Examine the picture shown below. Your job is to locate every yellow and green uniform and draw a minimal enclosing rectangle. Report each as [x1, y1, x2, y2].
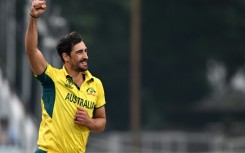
[35, 64, 106, 153]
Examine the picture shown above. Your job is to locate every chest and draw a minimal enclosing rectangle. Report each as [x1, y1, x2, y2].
[55, 77, 98, 111]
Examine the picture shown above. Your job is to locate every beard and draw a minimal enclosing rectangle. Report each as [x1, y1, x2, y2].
[76, 59, 88, 72]
[77, 66, 88, 72]
[69, 57, 88, 72]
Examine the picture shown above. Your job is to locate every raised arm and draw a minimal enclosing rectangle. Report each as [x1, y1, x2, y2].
[25, 0, 47, 75]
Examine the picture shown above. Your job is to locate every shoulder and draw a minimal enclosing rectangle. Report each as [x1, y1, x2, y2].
[35, 63, 63, 82]
[91, 76, 104, 87]
[45, 64, 61, 74]
[85, 70, 103, 85]
[92, 76, 102, 83]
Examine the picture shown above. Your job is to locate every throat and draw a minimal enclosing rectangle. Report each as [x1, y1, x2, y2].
[73, 74, 85, 88]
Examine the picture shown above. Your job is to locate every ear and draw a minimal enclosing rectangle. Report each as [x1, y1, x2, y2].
[62, 53, 69, 62]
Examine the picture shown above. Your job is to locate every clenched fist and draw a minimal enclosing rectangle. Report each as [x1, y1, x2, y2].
[30, 0, 46, 18]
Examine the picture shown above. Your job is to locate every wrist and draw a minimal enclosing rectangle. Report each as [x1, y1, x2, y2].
[29, 13, 39, 18]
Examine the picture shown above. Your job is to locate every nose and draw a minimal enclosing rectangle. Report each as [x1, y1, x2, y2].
[82, 52, 88, 59]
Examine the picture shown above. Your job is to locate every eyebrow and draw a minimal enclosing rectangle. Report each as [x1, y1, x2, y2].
[76, 48, 87, 52]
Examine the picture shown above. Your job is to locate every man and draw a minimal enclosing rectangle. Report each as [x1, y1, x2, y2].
[25, 0, 106, 153]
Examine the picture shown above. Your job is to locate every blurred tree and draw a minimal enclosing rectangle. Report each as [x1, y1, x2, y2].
[141, 0, 245, 129]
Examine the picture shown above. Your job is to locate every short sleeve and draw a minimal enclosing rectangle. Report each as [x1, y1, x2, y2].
[35, 64, 56, 85]
[95, 79, 106, 108]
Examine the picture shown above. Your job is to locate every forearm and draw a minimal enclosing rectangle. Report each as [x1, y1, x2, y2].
[25, 0, 46, 55]
[25, 16, 39, 56]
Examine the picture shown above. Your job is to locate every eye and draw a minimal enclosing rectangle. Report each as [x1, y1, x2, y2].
[76, 49, 87, 54]
[76, 50, 83, 54]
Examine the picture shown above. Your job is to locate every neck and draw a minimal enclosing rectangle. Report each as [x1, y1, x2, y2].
[64, 65, 85, 86]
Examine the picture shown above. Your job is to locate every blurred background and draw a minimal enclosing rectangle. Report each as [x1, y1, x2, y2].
[1, 0, 245, 153]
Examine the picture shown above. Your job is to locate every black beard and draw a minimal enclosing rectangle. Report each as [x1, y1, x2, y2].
[74, 66, 88, 72]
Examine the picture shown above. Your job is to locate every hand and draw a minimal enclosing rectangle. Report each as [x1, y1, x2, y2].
[74, 107, 93, 129]
[30, 0, 47, 18]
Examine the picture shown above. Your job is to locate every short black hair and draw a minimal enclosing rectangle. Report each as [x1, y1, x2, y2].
[56, 31, 83, 62]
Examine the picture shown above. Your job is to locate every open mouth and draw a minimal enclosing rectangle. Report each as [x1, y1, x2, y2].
[80, 61, 87, 66]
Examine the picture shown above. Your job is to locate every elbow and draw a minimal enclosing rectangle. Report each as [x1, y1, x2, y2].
[25, 45, 32, 56]
[100, 119, 106, 132]
[91, 119, 106, 133]
[25, 48, 31, 55]
[96, 122, 106, 133]
[98, 124, 106, 132]
[95, 126, 106, 133]
[25, 40, 38, 56]
[25, 47, 37, 57]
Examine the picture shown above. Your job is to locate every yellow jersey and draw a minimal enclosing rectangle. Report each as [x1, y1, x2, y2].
[35, 64, 106, 153]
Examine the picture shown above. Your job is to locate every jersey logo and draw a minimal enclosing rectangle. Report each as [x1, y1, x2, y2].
[86, 87, 96, 96]
[65, 77, 74, 89]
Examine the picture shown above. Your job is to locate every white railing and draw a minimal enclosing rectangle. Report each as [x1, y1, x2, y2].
[86, 132, 245, 153]
[0, 69, 38, 153]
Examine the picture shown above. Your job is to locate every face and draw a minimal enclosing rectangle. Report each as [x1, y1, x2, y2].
[67, 41, 88, 72]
